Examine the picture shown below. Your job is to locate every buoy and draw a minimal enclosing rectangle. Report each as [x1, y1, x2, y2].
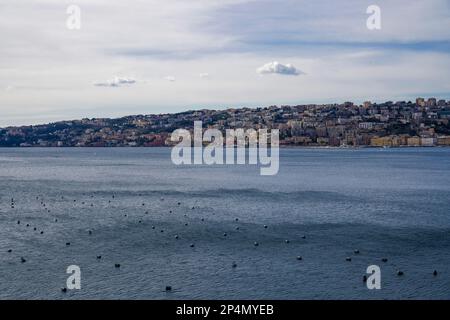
[296, 256, 302, 261]
[61, 287, 67, 293]
[190, 243, 195, 248]
[354, 250, 360, 254]
[346, 257, 352, 262]
[115, 264, 121, 268]
[433, 270, 438, 276]
[165, 286, 172, 291]
[21, 257, 26, 263]
[7, 249, 12, 253]
[66, 242, 71, 246]
[285, 240, 290, 244]
[232, 262, 237, 268]
[254, 242, 259, 247]
[97, 256, 102, 259]
[363, 275, 367, 282]
[381, 258, 388, 262]
[397, 270, 404, 276]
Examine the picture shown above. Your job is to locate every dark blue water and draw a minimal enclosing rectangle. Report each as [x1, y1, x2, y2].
[0, 147, 449, 299]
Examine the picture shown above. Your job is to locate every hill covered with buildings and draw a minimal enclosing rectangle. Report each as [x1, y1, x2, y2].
[1, 98, 450, 147]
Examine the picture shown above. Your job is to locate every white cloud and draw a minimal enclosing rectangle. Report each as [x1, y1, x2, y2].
[257, 61, 302, 76]
[199, 73, 210, 78]
[94, 76, 136, 87]
[165, 76, 176, 82]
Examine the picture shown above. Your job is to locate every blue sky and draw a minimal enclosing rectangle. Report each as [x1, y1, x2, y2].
[1, 0, 450, 126]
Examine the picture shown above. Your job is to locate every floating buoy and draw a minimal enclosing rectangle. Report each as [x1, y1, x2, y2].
[61, 287, 67, 293]
[232, 262, 237, 268]
[296, 256, 303, 261]
[397, 270, 404, 276]
[21, 257, 26, 263]
[354, 250, 360, 254]
[254, 242, 259, 247]
[165, 286, 172, 291]
[346, 257, 352, 262]
[433, 270, 438, 276]
[115, 264, 121, 268]
[381, 258, 388, 263]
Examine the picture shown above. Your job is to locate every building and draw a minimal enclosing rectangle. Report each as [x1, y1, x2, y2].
[407, 137, 421, 146]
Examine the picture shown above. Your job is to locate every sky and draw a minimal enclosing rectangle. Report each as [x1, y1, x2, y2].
[1, 0, 450, 126]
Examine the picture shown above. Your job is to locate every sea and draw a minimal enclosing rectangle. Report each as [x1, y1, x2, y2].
[0, 147, 449, 299]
